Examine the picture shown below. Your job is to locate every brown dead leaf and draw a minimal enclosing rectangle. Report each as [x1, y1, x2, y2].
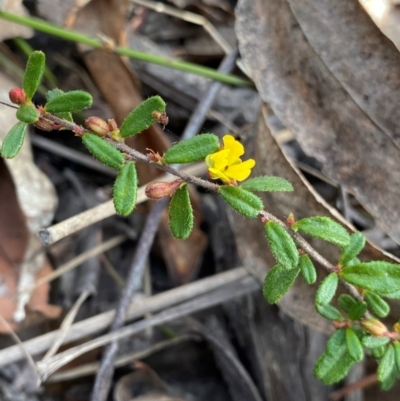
[235, 0, 400, 244]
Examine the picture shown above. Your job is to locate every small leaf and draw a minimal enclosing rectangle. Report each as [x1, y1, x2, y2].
[113, 162, 138, 216]
[16, 105, 39, 123]
[372, 345, 387, 359]
[219, 186, 263, 218]
[169, 184, 194, 240]
[46, 89, 73, 121]
[314, 329, 355, 385]
[394, 342, 400, 372]
[362, 335, 390, 349]
[365, 292, 390, 318]
[316, 273, 338, 305]
[120, 96, 166, 138]
[163, 134, 220, 164]
[292, 216, 350, 248]
[338, 294, 357, 313]
[265, 221, 299, 270]
[45, 90, 93, 113]
[348, 301, 367, 321]
[23, 51, 45, 99]
[82, 133, 125, 170]
[263, 264, 300, 304]
[299, 254, 317, 284]
[380, 367, 397, 391]
[341, 262, 400, 295]
[346, 328, 364, 362]
[378, 345, 396, 385]
[339, 232, 366, 266]
[316, 304, 343, 321]
[1, 122, 28, 159]
[240, 176, 293, 192]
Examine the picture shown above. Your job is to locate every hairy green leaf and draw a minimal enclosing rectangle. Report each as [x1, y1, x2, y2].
[219, 186, 263, 218]
[265, 221, 299, 270]
[82, 133, 124, 170]
[316, 273, 338, 305]
[45, 90, 93, 113]
[315, 304, 343, 321]
[341, 262, 400, 295]
[240, 176, 293, 192]
[346, 328, 364, 362]
[263, 264, 300, 304]
[365, 292, 390, 318]
[16, 105, 39, 124]
[338, 294, 357, 313]
[339, 232, 366, 266]
[292, 216, 350, 248]
[113, 162, 138, 216]
[46, 89, 73, 121]
[299, 254, 317, 284]
[372, 345, 387, 359]
[0, 122, 28, 159]
[314, 329, 355, 385]
[163, 134, 220, 164]
[378, 345, 396, 385]
[169, 184, 194, 240]
[362, 336, 390, 349]
[23, 51, 45, 99]
[120, 96, 166, 138]
[394, 342, 400, 372]
[348, 301, 367, 321]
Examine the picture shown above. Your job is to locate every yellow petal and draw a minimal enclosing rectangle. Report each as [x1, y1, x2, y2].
[225, 159, 256, 181]
[208, 167, 231, 183]
[209, 149, 229, 170]
[205, 154, 213, 168]
[223, 135, 244, 164]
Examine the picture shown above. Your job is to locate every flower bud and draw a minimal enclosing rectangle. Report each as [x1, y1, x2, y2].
[393, 322, 400, 332]
[145, 180, 182, 200]
[85, 117, 109, 137]
[9, 88, 27, 105]
[361, 318, 388, 337]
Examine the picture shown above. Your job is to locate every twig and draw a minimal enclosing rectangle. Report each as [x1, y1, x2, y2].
[38, 163, 207, 246]
[90, 200, 167, 401]
[46, 334, 201, 382]
[42, 289, 92, 361]
[329, 373, 377, 401]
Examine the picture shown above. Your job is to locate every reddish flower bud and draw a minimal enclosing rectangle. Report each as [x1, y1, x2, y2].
[361, 318, 388, 337]
[145, 180, 182, 200]
[287, 213, 295, 227]
[9, 88, 27, 105]
[85, 117, 109, 137]
[107, 119, 118, 131]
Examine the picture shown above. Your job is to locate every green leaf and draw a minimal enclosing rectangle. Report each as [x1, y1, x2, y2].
[46, 89, 73, 121]
[240, 176, 293, 192]
[316, 304, 343, 321]
[299, 254, 317, 284]
[339, 232, 366, 266]
[362, 335, 390, 349]
[348, 301, 367, 321]
[341, 262, 400, 295]
[0, 122, 28, 159]
[23, 50, 45, 99]
[378, 345, 396, 385]
[394, 342, 400, 372]
[380, 367, 397, 391]
[219, 186, 263, 218]
[263, 264, 300, 304]
[45, 90, 93, 113]
[168, 184, 194, 240]
[16, 105, 39, 123]
[346, 328, 364, 362]
[292, 216, 350, 248]
[338, 294, 357, 313]
[113, 162, 138, 216]
[314, 329, 355, 385]
[372, 345, 387, 359]
[120, 96, 166, 138]
[365, 292, 390, 318]
[265, 221, 299, 270]
[316, 273, 338, 305]
[163, 134, 220, 164]
[82, 133, 125, 170]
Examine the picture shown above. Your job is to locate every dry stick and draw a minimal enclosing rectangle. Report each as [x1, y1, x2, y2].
[328, 373, 377, 401]
[90, 48, 240, 401]
[46, 334, 201, 382]
[37, 273, 259, 381]
[90, 199, 167, 401]
[38, 163, 207, 246]
[0, 267, 250, 368]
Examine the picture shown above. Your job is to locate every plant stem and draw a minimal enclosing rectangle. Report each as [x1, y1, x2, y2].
[0, 12, 253, 87]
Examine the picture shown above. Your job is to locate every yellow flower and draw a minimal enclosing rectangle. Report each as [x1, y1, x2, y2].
[205, 135, 256, 185]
